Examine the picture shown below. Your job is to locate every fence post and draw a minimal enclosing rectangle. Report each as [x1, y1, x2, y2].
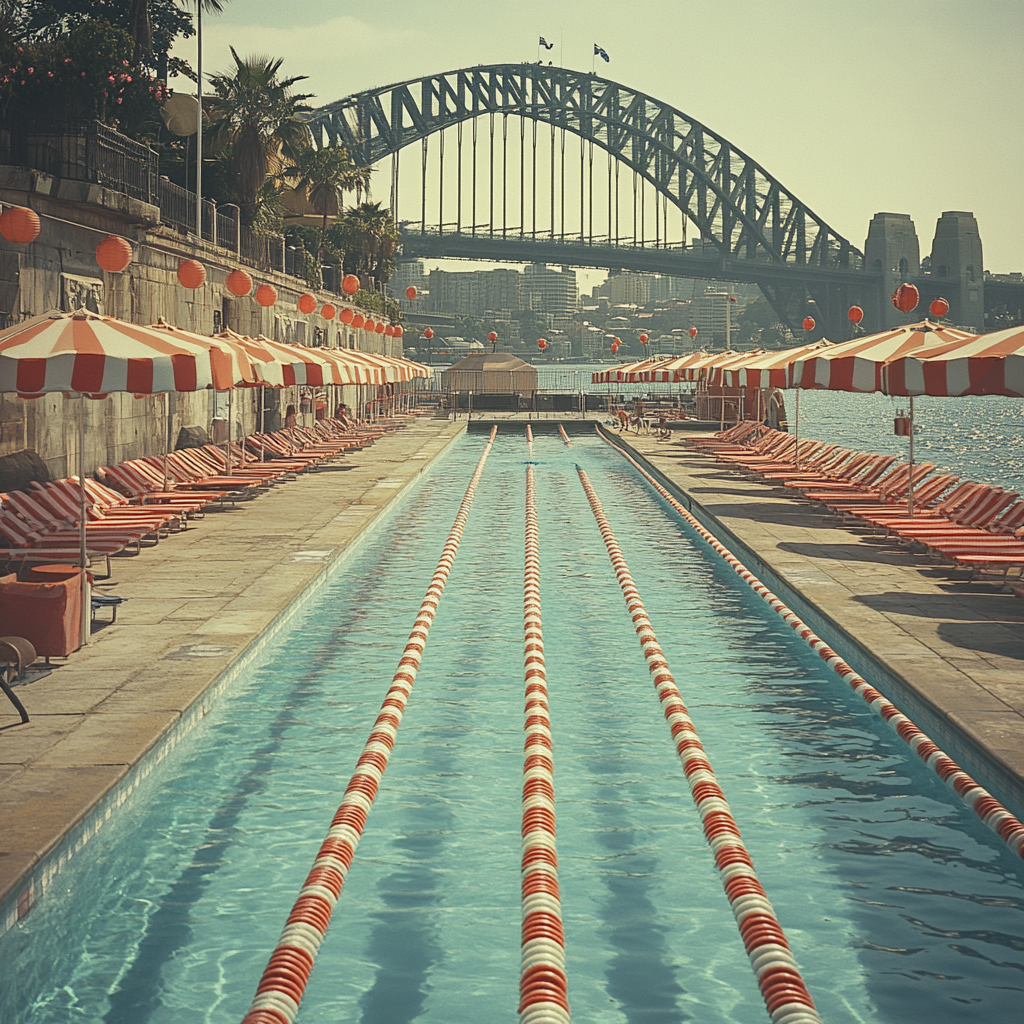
[223, 204, 241, 254]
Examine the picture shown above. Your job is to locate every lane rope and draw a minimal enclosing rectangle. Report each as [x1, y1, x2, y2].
[597, 427, 1024, 860]
[520, 464, 571, 1024]
[576, 466, 822, 1024]
[240, 426, 499, 1024]
[558, 424, 571, 446]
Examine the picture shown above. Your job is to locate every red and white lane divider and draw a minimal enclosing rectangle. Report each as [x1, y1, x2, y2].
[527, 424, 534, 457]
[520, 464, 570, 1024]
[577, 466, 822, 1024]
[558, 424, 571, 446]
[598, 428, 1024, 860]
[240, 426, 499, 1024]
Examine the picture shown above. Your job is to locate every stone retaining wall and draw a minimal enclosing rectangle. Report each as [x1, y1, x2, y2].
[0, 166, 403, 477]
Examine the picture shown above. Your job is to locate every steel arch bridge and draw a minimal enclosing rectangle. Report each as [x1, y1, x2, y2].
[310, 64, 878, 337]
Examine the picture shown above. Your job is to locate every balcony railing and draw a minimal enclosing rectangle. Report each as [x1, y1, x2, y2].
[1, 120, 284, 274]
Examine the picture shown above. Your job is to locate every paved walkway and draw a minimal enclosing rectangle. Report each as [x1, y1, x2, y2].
[0, 417, 464, 917]
[617, 429, 1024, 815]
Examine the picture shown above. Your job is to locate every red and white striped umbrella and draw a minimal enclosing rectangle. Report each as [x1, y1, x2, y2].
[640, 351, 708, 382]
[676, 350, 741, 383]
[789, 320, 973, 393]
[706, 350, 767, 386]
[722, 341, 833, 389]
[882, 326, 1023, 397]
[0, 309, 258, 394]
[591, 359, 654, 384]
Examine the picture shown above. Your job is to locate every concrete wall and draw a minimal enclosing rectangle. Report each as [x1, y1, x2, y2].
[0, 167, 403, 478]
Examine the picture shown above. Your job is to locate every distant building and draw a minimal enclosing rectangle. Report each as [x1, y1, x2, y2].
[695, 288, 739, 347]
[428, 268, 520, 316]
[521, 263, 579, 319]
[604, 271, 650, 306]
[388, 262, 428, 312]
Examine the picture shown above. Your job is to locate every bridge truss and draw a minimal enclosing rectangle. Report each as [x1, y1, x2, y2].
[310, 65, 874, 336]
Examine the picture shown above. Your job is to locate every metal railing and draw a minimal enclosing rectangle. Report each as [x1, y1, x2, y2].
[2, 120, 284, 273]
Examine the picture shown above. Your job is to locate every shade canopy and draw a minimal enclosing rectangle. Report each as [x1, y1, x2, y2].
[788, 320, 974, 393]
[722, 341, 833, 389]
[592, 358, 664, 384]
[0, 309, 258, 395]
[881, 326, 1024, 397]
[639, 352, 708, 382]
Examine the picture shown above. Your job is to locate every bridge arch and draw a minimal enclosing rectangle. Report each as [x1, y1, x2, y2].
[309, 64, 863, 274]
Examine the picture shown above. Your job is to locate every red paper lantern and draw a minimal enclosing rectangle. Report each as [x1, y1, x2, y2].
[383, 324, 393, 337]
[847, 305, 864, 324]
[405, 286, 417, 300]
[892, 282, 919, 314]
[226, 269, 253, 296]
[394, 325, 403, 338]
[255, 283, 277, 307]
[364, 318, 375, 332]
[339, 306, 354, 325]
[95, 234, 133, 273]
[321, 303, 336, 321]
[352, 314, 365, 329]
[802, 316, 816, 332]
[176, 259, 206, 289]
[424, 328, 434, 339]
[488, 331, 497, 342]
[929, 297, 949, 318]
[297, 292, 317, 314]
[639, 333, 648, 344]
[689, 327, 698, 338]
[537, 338, 547, 349]
[0, 205, 41, 244]
[375, 321, 385, 334]
[342, 274, 360, 295]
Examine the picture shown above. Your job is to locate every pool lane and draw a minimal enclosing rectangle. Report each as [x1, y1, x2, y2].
[2, 430, 1023, 1024]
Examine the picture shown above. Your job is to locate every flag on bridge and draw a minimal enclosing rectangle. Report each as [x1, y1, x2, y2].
[539, 36, 554, 49]
[594, 43, 610, 62]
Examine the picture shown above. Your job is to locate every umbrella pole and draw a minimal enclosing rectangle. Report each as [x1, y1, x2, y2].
[163, 392, 170, 492]
[794, 389, 800, 470]
[908, 395, 915, 516]
[78, 396, 91, 648]
[226, 388, 233, 473]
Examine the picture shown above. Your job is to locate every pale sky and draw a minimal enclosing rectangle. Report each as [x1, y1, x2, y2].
[177, 0, 1023, 275]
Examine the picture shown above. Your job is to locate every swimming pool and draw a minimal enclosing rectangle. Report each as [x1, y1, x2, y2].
[2, 430, 1023, 1023]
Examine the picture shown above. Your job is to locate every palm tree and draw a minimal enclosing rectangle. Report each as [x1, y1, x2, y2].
[205, 47, 313, 226]
[282, 145, 370, 260]
[332, 201, 400, 288]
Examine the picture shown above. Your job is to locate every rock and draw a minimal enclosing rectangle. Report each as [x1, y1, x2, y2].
[175, 425, 212, 450]
[0, 449, 50, 493]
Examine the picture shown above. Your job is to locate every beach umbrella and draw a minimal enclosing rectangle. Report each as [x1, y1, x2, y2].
[787, 320, 975, 508]
[591, 358, 657, 384]
[621, 356, 670, 382]
[722, 341, 833, 390]
[0, 309, 260, 645]
[881, 325, 1024, 398]
[720, 341, 834, 427]
[640, 351, 708, 383]
[788, 320, 973, 393]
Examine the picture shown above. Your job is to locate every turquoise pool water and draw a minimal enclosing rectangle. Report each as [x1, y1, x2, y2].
[3, 431, 1023, 1024]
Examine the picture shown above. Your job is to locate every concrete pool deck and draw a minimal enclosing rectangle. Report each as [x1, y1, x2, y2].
[609, 427, 1024, 819]
[0, 416, 465, 922]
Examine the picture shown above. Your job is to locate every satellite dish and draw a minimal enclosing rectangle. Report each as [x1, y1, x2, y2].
[161, 93, 200, 136]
